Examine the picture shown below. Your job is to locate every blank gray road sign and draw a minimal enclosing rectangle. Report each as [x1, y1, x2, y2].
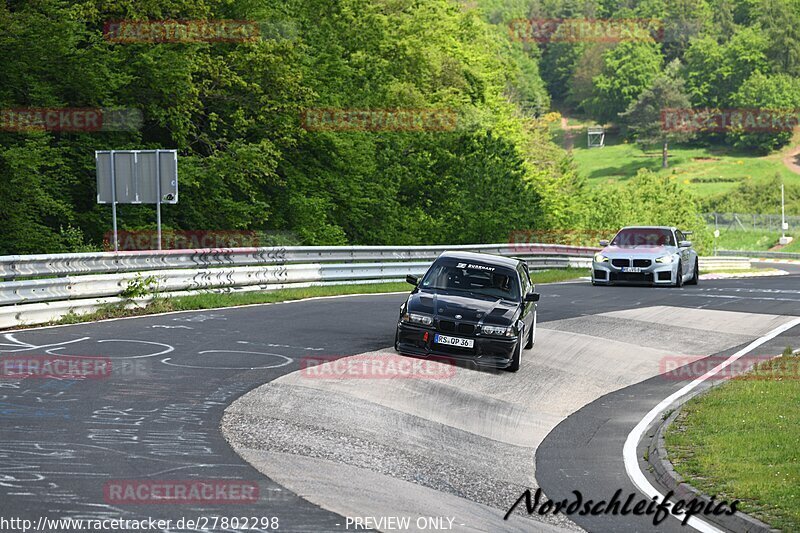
[96, 150, 178, 204]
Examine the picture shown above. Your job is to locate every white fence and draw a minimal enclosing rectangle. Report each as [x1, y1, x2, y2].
[0, 244, 754, 329]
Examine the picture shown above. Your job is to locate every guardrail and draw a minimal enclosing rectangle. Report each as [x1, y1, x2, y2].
[0, 244, 754, 329]
[0, 243, 596, 280]
[700, 257, 751, 271]
[718, 249, 800, 260]
[0, 244, 597, 329]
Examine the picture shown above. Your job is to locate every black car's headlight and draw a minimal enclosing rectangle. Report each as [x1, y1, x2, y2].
[402, 312, 433, 326]
[481, 324, 514, 337]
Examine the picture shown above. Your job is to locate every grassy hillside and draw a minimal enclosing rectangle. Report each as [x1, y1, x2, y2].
[568, 132, 799, 199]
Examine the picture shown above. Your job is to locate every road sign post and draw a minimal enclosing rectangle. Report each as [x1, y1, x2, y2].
[96, 150, 178, 251]
[109, 151, 118, 251]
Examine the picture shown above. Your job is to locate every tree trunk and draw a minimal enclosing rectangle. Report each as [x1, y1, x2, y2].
[662, 141, 669, 168]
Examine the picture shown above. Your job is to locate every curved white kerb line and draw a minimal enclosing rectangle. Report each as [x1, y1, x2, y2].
[623, 316, 800, 533]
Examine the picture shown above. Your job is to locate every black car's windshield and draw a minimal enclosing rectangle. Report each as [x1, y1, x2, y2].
[420, 259, 520, 301]
[611, 228, 675, 247]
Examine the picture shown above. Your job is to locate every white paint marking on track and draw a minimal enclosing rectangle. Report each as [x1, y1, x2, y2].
[623, 316, 800, 533]
[0, 334, 91, 353]
[45, 339, 175, 359]
[161, 350, 292, 370]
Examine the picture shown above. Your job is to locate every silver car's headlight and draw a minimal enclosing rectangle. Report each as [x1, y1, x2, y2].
[655, 255, 674, 264]
[481, 325, 514, 337]
[402, 312, 433, 326]
[594, 253, 609, 263]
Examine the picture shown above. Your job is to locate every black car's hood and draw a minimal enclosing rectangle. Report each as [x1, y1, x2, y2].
[407, 289, 519, 325]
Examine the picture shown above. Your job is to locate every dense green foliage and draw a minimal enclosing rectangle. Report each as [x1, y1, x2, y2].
[1, 0, 796, 256]
[531, 0, 800, 154]
[0, 0, 571, 253]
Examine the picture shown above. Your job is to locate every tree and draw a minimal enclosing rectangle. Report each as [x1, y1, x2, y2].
[712, 0, 738, 42]
[728, 71, 800, 152]
[661, 0, 712, 60]
[620, 60, 693, 168]
[683, 27, 769, 107]
[585, 40, 663, 123]
[758, 0, 800, 75]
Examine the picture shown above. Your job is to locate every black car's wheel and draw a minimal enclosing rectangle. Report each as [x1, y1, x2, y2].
[687, 258, 699, 285]
[508, 335, 522, 372]
[525, 320, 534, 349]
[674, 261, 683, 288]
[394, 328, 400, 351]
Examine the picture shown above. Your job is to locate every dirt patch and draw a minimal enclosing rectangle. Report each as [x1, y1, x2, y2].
[782, 145, 800, 175]
[692, 157, 719, 162]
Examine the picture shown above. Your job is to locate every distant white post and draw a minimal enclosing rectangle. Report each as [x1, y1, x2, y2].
[780, 183, 793, 245]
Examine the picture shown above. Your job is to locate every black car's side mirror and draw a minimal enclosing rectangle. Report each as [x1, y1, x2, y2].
[524, 292, 540, 302]
[599, 240, 609, 247]
[406, 274, 419, 286]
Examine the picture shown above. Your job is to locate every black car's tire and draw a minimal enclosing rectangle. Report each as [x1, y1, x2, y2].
[394, 328, 400, 351]
[508, 336, 522, 372]
[687, 258, 699, 285]
[525, 321, 534, 349]
[674, 261, 683, 288]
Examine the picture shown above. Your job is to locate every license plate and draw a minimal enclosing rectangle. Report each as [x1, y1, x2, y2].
[434, 334, 474, 349]
[621, 267, 642, 273]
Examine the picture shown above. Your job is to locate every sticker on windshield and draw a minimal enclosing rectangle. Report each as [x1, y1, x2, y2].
[456, 262, 496, 272]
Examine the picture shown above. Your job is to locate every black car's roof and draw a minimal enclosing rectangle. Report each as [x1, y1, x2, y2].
[436, 251, 521, 269]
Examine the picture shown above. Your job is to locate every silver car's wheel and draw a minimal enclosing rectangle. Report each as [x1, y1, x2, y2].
[687, 258, 699, 285]
[674, 261, 683, 287]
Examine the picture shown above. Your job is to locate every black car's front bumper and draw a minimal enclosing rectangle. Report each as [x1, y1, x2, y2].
[395, 322, 518, 369]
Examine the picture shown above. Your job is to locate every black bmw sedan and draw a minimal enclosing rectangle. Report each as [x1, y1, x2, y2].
[395, 251, 540, 372]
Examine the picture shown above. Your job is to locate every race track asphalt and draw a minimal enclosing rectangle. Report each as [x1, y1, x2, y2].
[1, 264, 798, 532]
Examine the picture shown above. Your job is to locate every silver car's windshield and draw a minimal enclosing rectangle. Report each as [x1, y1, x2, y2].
[611, 228, 675, 247]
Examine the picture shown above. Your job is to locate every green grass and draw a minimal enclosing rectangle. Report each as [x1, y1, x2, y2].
[712, 230, 800, 251]
[529, 267, 586, 283]
[700, 268, 782, 275]
[48, 282, 413, 327]
[780, 238, 800, 253]
[714, 231, 783, 250]
[26, 268, 586, 329]
[568, 133, 799, 199]
[665, 353, 800, 530]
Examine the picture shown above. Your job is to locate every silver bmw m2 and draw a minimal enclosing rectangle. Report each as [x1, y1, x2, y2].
[592, 226, 699, 287]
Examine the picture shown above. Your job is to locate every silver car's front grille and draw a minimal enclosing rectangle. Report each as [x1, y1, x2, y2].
[633, 259, 652, 268]
[611, 259, 629, 268]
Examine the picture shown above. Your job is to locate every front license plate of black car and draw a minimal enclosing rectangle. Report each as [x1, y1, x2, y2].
[434, 334, 474, 349]
[621, 267, 642, 273]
